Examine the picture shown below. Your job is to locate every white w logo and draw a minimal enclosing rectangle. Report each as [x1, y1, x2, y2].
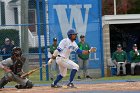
[53, 4, 92, 40]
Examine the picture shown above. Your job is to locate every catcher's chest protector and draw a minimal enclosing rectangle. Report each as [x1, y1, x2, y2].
[10, 60, 23, 75]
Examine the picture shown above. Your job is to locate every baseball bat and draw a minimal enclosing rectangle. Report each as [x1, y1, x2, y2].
[20, 59, 54, 78]
[20, 64, 47, 78]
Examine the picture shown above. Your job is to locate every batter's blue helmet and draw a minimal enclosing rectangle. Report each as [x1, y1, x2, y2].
[67, 28, 78, 39]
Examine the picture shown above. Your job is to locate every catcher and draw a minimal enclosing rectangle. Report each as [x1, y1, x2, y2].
[0, 47, 33, 89]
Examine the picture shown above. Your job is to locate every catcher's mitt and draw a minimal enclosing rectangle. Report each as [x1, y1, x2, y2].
[89, 47, 97, 53]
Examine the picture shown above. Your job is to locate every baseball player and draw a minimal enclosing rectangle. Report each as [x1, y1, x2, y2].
[112, 44, 127, 75]
[0, 47, 33, 89]
[49, 28, 96, 88]
[129, 44, 140, 75]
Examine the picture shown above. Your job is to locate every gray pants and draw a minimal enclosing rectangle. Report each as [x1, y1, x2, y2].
[77, 58, 89, 77]
[131, 62, 140, 75]
[116, 62, 126, 75]
[5, 72, 28, 86]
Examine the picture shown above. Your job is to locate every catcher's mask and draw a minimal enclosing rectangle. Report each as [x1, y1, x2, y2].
[12, 47, 22, 57]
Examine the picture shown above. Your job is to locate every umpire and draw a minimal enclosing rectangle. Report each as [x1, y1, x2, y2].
[0, 47, 33, 89]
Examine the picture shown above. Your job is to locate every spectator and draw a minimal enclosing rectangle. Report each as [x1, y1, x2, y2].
[49, 38, 59, 81]
[112, 44, 127, 76]
[77, 35, 92, 79]
[0, 38, 15, 60]
[129, 44, 140, 75]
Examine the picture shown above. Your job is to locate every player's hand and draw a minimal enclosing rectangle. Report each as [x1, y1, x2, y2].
[48, 59, 54, 65]
[82, 50, 89, 55]
[89, 47, 97, 53]
[52, 55, 56, 59]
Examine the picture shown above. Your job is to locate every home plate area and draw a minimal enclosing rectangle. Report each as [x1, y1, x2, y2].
[1, 79, 140, 93]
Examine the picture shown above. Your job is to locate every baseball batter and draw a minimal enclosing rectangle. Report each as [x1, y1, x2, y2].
[0, 47, 33, 89]
[50, 28, 96, 88]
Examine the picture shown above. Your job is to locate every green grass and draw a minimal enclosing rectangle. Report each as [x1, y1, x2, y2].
[1, 68, 140, 86]
[0, 68, 72, 86]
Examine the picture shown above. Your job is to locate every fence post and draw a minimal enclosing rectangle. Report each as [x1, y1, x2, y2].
[21, 0, 29, 73]
[42, 0, 49, 81]
[36, 0, 43, 81]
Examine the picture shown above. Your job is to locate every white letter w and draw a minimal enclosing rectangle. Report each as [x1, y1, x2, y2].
[53, 4, 92, 38]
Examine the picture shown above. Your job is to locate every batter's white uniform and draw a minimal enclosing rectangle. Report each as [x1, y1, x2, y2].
[56, 38, 79, 77]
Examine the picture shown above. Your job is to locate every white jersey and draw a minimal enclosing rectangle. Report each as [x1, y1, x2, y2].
[57, 38, 79, 59]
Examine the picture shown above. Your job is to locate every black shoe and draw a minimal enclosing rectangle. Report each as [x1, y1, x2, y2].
[86, 75, 92, 79]
[67, 83, 76, 88]
[51, 83, 62, 88]
[15, 85, 25, 89]
[50, 78, 54, 81]
[77, 76, 81, 79]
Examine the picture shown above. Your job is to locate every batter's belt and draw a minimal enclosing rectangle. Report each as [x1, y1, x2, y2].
[57, 55, 67, 59]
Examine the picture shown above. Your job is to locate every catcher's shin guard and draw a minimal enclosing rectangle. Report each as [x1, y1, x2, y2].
[0, 77, 9, 88]
[15, 84, 24, 89]
[25, 80, 33, 88]
[15, 80, 33, 89]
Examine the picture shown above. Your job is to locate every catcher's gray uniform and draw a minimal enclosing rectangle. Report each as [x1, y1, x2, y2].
[0, 47, 33, 89]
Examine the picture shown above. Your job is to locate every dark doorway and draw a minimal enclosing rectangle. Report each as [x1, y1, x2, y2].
[110, 23, 140, 61]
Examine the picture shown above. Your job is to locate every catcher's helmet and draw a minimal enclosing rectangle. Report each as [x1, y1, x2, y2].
[67, 28, 78, 39]
[12, 47, 22, 57]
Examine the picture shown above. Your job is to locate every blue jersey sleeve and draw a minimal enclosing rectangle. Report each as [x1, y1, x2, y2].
[76, 48, 83, 54]
[57, 47, 62, 52]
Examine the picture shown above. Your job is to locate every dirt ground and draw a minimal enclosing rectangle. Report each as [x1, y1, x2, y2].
[0, 82, 140, 93]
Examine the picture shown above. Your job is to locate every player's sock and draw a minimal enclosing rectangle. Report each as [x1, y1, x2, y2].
[53, 74, 63, 85]
[69, 69, 77, 83]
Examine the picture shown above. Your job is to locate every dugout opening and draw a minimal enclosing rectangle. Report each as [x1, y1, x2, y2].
[109, 23, 140, 61]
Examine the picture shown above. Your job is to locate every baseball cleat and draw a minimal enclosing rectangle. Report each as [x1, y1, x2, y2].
[67, 83, 77, 88]
[51, 83, 62, 88]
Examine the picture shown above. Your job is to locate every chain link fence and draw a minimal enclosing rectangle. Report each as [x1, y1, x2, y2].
[0, 0, 52, 83]
[1, 0, 104, 87]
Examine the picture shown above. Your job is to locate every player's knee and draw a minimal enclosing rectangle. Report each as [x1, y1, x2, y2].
[5, 72, 14, 81]
[73, 64, 79, 71]
[15, 80, 33, 89]
[61, 73, 67, 77]
[62, 74, 67, 77]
